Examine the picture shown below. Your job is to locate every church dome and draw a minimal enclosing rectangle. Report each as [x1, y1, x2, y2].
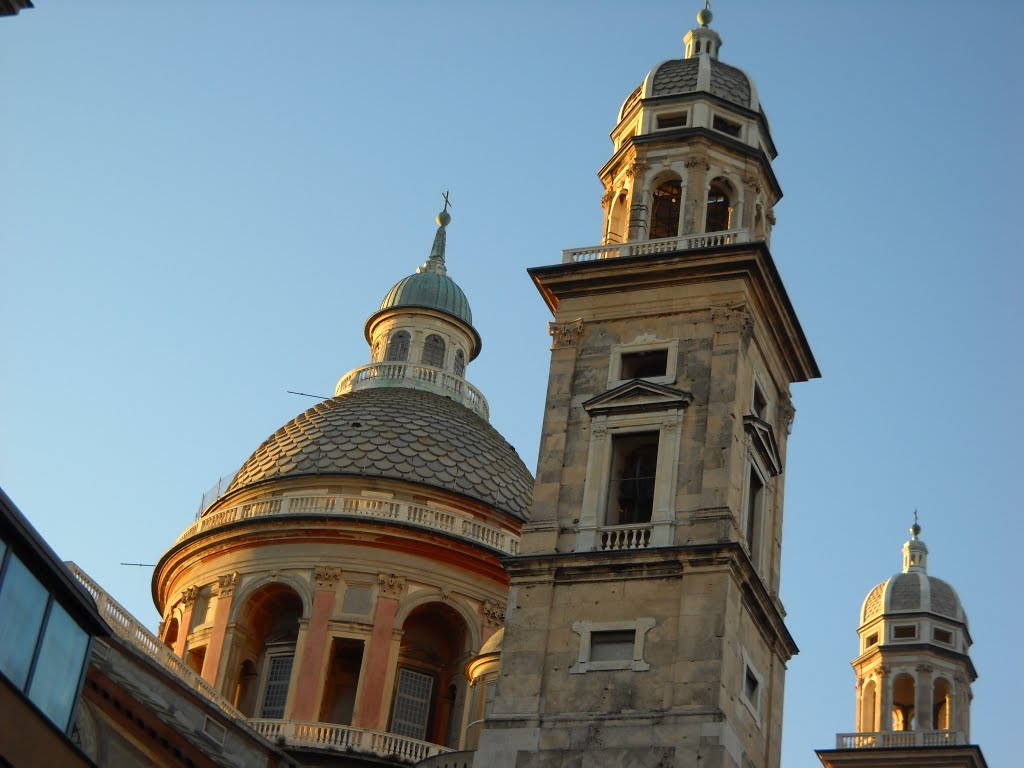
[648, 57, 754, 108]
[377, 269, 473, 326]
[227, 388, 533, 521]
[860, 572, 967, 626]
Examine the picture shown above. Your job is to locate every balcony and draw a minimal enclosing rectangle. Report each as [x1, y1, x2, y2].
[175, 491, 521, 555]
[336, 362, 489, 420]
[835, 730, 966, 749]
[250, 719, 451, 764]
[562, 228, 750, 264]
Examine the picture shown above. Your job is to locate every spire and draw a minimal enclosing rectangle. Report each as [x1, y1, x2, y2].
[419, 191, 452, 276]
[901, 511, 929, 573]
[684, 2, 722, 60]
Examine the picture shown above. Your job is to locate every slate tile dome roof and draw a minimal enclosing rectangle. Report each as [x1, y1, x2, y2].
[378, 270, 473, 326]
[227, 388, 533, 521]
[861, 572, 967, 625]
[648, 57, 753, 108]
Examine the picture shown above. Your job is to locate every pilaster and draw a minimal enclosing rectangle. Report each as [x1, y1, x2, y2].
[202, 572, 238, 689]
[291, 567, 341, 720]
[352, 573, 405, 729]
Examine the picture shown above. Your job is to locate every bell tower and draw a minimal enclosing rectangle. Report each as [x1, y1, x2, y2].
[476, 7, 818, 768]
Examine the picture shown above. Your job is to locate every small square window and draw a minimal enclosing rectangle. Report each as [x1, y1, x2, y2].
[744, 668, 760, 707]
[621, 349, 669, 379]
[570, 618, 654, 673]
[608, 341, 678, 387]
[865, 632, 878, 648]
[657, 112, 688, 129]
[713, 114, 742, 138]
[590, 630, 636, 662]
[933, 628, 953, 644]
[739, 652, 764, 727]
[893, 624, 917, 640]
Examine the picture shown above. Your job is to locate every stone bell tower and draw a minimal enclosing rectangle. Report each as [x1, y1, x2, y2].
[475, 6, 819, 768]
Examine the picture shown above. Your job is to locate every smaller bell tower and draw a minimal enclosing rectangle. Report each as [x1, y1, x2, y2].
[816, 520, 986, 768]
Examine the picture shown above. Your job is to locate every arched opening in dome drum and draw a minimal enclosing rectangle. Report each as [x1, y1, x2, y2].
[705, 179, 734, 233]
[648, 178, 682, 239]
[606, 433, 658, 526]
[891, 673, 916, 731]
[389, 602, 469, 748]
[933, 677, 952, 731]
[319, 638, 365, 726]
[162, 616, 178, 650]
[227, 584, 304, 718]
[386, 331, 411, 362]
[604, 190, 628, 244]
[858, 679, 877, 732]
[422, 334, 446, 368]
[453, 349, 465, 378]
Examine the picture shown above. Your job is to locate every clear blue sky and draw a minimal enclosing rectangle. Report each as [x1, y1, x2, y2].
[1, 2, 1020, 766]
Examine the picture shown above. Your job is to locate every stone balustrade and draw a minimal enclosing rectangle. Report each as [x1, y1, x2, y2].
[250, 719, 451, 763]
[562, 228, 750, 264]
[176, 492, 521, 555]
[835, 730, 965, 749]
[335, 362, 489, 420]
[599, 523, 653, 551]
[67, 563, 244, 722]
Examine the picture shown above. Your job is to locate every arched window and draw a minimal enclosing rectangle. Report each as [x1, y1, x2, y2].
[162, 617, 178, 650]
[649, 178, 682, 239]
[705, 179, 733, 233]
[933, 678, 951, 731]
[892, 673, 916, 731]
[454, 349, 466, 377]
[386, 331, 411, 362]
[605, 190, 628, 244]
[859, 679, 877, 732]
[422, 334, 445, 368]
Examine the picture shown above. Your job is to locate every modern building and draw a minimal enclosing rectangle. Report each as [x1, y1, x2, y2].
[815, 522, 987, 768]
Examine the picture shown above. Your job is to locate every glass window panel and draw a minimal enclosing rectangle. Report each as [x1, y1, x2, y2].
[390, 667, 434, 740]
[0, 553, 48, 688]
[27, 601, 89, 731]
[260, 654, 294, 718]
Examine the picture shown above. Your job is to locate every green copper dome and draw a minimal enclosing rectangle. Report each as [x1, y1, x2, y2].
[378, 269, 473, 325]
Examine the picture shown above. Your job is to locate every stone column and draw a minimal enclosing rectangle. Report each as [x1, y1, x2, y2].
[684, 154, 710, 235]
[914, 666, 933, 731]
[352, 573, 405, 729]
[202, 572, 238, 689]
[291, 567, 341, 721]
[173, 586, 199, 658]
[877, 666, 892, 732]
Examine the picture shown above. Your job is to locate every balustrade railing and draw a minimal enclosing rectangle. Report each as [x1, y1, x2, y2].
[562, 228, 750, 264]
[250, 719, 451, 762]
[835, 730, 965, 749]
[335, 363, 489, 420]
[176, 492, 520, 555]
[599, 523, 652, 551]
[66, 563, 244, 722]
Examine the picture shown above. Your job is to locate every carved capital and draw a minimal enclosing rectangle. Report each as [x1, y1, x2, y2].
[742, 171, 761, 193]
[778, 393, 796, 435]
[592, 424, 609, 440]
[601, 187, 615, 206]
[662, 418, 680, 432]
[685, 155, 710, 171]
[548, 318, 584, 350]
[483, 599, 506, 628]
[625, 159, 649, 178]
[215, 572, 239, 598]
[711, 305, 753, 346]
[766, 205, 776, 225]
[314, 566, 342, 590]
[180, 585, 200, 607]
[377, 572, 406, 599]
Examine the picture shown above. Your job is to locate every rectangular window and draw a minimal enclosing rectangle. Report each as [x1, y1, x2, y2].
[620, 349, 669, 380]
[893, 624, 917, 640]
[0, 553, 49, 688]
[933, 628, 953, 644]
[390, 667, 435, 740]
[260, 653, 294, 719]
[753, 382, 768, 420]
[657, 112, 688, 129]
[745, 467, 764, 568]
[866, 632, 878, 648]
[607, 432, 660, 526]
[27, 601, 90, 730]
[590, 630, 636, 662]
[744, 667, 760, 711]
[713, 114, 742, 137]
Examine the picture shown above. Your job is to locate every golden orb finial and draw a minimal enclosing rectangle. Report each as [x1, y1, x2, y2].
[697, 1, 713, 27]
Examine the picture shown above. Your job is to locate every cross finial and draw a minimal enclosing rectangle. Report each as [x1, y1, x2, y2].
[442, 190, 452, 214]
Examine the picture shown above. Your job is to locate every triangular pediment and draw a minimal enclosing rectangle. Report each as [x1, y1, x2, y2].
[743, 414, 782, 476]
[583, 379, 693, 416]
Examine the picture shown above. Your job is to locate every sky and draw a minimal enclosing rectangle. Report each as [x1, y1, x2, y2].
[1, 1, 1021, 766]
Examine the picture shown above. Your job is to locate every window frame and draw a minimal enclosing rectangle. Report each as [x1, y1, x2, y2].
[608, 340, 680, 388]
[739, 648, 764, 728]
[569, 618, 655, 674]
[257, 644, 296, 719]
